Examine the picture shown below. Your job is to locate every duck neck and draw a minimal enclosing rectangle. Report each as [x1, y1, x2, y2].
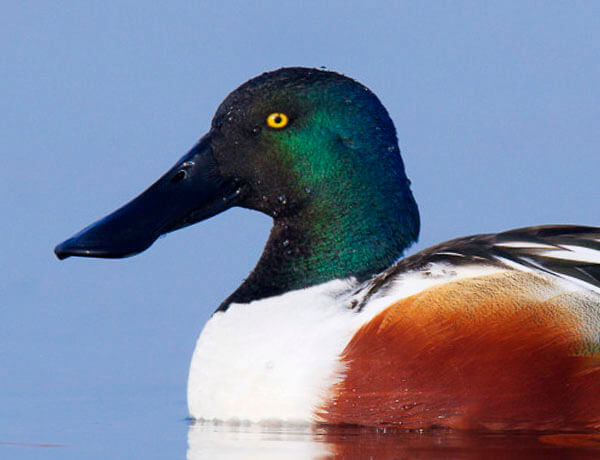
[218, 183, 419, 311]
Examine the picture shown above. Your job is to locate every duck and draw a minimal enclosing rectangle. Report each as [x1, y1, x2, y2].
[55, 67, 600, 431]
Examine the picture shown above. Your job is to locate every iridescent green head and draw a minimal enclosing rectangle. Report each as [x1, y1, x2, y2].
[55, 67, 420, 307]
[213, 68, 416, 223]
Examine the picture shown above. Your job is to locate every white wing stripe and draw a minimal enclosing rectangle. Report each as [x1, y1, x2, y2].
[495, 241, 557, 249]
[538, 245, 600, 264]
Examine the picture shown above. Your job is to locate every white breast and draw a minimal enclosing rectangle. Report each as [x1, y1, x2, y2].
[187, 279, 363, 424]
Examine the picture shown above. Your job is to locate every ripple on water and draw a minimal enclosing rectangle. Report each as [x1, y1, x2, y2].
[187, 421, 600, 460]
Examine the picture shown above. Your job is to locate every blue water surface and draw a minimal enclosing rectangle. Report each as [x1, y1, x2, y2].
[3, 2, 600, 459]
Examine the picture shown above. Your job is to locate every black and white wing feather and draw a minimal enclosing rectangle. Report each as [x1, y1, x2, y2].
[360, 225, 600, 304]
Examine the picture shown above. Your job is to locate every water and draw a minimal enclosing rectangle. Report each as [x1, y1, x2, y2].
[188, 424, 600, 459]
[4, 389, 600, 460]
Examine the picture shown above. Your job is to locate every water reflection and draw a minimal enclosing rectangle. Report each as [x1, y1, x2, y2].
[188, 422, 600, 460]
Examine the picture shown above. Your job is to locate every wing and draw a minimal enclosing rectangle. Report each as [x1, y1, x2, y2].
[357, 225, 600, 307]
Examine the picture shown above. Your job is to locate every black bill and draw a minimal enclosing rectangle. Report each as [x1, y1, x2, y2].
[54, 133, 241, 260]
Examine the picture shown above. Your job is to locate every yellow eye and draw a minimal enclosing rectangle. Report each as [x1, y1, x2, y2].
[266, 112, 289, 129]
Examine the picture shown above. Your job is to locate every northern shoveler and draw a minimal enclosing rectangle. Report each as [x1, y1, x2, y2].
[55, 67, 600, 431]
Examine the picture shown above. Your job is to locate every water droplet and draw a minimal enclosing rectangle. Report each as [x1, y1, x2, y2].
[387, 145, 395, 152]
[282, 239, 290, 247]
[261, 195, 268, 201]
[304, 187, 311, 194]
[277, 195, 287, 205]
[227, 116, 233, 122]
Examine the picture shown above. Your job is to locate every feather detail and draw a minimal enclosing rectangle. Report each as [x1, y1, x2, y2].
[356, 225, 600, 310]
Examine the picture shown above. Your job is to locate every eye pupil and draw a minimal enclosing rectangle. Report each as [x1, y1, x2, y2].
[267, 112, 289, 129]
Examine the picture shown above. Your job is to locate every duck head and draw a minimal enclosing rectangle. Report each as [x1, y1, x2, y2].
[55, 67, 419, 305]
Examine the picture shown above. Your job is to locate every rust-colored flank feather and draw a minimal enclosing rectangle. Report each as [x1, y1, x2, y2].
[318, 272, 600, 431]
